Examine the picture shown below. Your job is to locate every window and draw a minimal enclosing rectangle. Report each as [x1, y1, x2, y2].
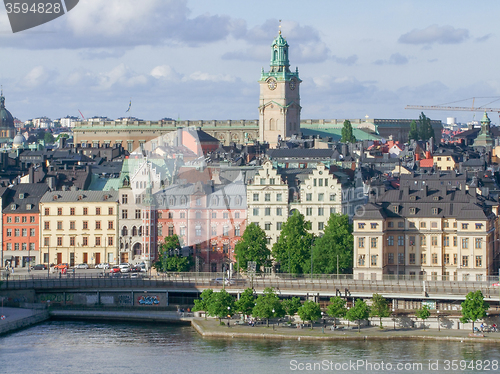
[330, 194, 336, 201]
[431, 222, 438, 228]
[70, 208, 75, 216]
[476, 256, 482, 267]
[6, 216, 11, 223]
[318, 208, 324, 216]
[6, 229, 11, 237]
[195, 225, 202, 236]
[95, 237, 101, 246]
[432, 208, 438, 215]
[196, 198, 201, 206]
[432, 253, 438, 264]
[108, 221, 114, 229]
[420, 222, 426, 228]
[398, 236, 404, 246]
[409, 253, 415, 264]
[409, 236, 415, 246]
[44, 238, 49, 247]
[265, 207, 271, 216]
[475, 238, 482, 249]
[358, 223, 365, 229]
[180, 212, 186, 219]
[108, 237, 113, 246]
[462, 255, 469, 267]
[269, 178, 275, 185]
[462, 223, 468, 230]
[122, 209, 128, 219]
[57, 237, 63, 246]
[135, 209, 141, 219]
[30, 216, 35, 223]
[276, 208, 282, 216]
[22, 228, 27, 237]
[30, 228, 35, 237]
[330, 207, 336, 215]
[223, 212, 229, 219]
[276, 194, 282, 202]
[195, 212, 202, 219]
[44, 208, 49, 216]
[260, 178, 265, 185]
[223, 225, 229, 236]
[318, 179, 323, 187]
[388, 221, 394, 228]
[235, 226, 241, 236]
[253, 193, 259, 202]
[409, 207, 416, 214]
[475, 223, 483, 230]
[398, 222, 404, 228]
[388, 253, 394, 264]
[253, 208, 259, 216]
[44, 221, 50, 230]
[409, 222, 415, 228]
[358, 255, 365, 266]
[70, 221, 75, 230]
[168, 226, 175, 236]
[371, 237, 378, 248]
[306, 193, 312, 201]
[398, 253, 404, 265]
[371, 223, 377, 229]
[57, 221, 62, 230]
[393, 206, 399, 214]
[318, 193, 324, 202]
[318, 222, 324, 230]
[83, 221, 88, 229]
[83, 207, 88, 215]
[180, 227, 186, 237]
[122, 194, 128, 204]
[444, 254, 450, 264]
[96, 221, 101, 230]
[443, 221, 449, 228]
[14, 243, 18, 251]
[388, 236, 394, 246]
[108, 207, 113, 215]
[421, 253, 426, 264]
[453, 236, 457, 246]
[453, 222, 457, 228]
[306, 207, 312, 216]
[431, 236, 438, 246]
[264, 194, 270, 202]
[371, 255, 377, 266]
[462, 238, 469, 249]
[358, 238, 365, 248]
[57, 208, 62, 216]
[264, 223, 271, 231]
[14, 216, 19, 223]
[444, 236, 449, 246]
[96, 207, 101, 215]
[22, 216, 27, 223]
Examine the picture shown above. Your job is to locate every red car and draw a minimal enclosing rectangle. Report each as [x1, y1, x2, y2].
[54, 263, 69, 269]
[109, 266, 121, 274]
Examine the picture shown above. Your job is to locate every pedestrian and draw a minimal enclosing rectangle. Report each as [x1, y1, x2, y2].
[492, 323, 497, 332]
[480, 323, 484, 332]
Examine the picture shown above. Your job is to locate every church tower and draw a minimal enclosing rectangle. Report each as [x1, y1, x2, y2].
[258, 25, 301, 146]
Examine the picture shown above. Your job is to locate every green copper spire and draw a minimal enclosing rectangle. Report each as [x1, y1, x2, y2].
[270, 29, 290, 72]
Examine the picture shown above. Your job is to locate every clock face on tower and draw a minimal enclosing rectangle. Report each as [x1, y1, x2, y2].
[267, 78, 277, 90]
[289, 78, 297, 90]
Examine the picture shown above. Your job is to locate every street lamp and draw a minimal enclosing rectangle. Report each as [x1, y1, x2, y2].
[227, 306, 231, 327]
[392, 308, 396, 330]
[437, 310, 440, 332]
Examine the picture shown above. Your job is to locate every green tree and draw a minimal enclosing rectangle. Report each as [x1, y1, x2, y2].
[44, 132, 55, 144]
[326, 296, 347, 328]
[192, 289, 214, 320]
[282, 297, 302, 318]
[346, 299, 370, 332]
[408, 120, 419, 141]
[154, 235, 193, 272]
[341, 119, 356, 143]
[252, 287, 285, 327]
[460, 290, 489, 332]
[370, 294, 391, 329]
[234, 223, 269, 272]
[297, 300, 321, 329]
[206, 289, 235, 323]
[313, 213, 353, 274]
[418, 112, 434, 141]
[272, 211, 313, 274]
[235, 288, 255, 317]
[415, 305, 431, 330]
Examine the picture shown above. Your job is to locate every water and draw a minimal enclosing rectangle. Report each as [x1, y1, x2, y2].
[1, 321, 499, 373]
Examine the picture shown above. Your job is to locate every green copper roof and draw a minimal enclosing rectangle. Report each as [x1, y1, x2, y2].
[481, 112, 490, 124]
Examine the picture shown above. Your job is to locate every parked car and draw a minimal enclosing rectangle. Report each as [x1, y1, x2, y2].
[54, 263, 69, 269]
[95, 263, 110, 269]
[109, 266, 121, 274]
[33, 264, 47, 270]
[131, 265, 145, 273]
[129, 273, 142, 279]
[211, 278, 234, 286]
[119, 263, 131, 273]
[75, 263, 89, 269]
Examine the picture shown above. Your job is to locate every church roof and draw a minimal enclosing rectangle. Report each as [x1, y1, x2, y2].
[0, 93, 15, 129]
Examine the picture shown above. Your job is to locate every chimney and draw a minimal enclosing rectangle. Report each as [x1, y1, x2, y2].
[425, 151, 431, 159]
[415, 153, 420, 161]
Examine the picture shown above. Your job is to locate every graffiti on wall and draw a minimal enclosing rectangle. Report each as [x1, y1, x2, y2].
[39, 293, 74, 303]
[117, 295, 132, 305]
[138, 295, 159, 306]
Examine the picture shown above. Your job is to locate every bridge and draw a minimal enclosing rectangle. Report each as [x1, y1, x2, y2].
[1, 273, 499, 311]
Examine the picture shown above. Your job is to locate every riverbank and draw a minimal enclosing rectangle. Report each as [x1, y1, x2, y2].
[192, 318, 500, 344]
[0, 307, 49, 335]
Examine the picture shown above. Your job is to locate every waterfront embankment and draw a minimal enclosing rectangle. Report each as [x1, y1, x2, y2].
[0, 307, 49, 335]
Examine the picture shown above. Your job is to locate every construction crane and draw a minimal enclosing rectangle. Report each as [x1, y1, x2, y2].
[405, 97, 500, 114]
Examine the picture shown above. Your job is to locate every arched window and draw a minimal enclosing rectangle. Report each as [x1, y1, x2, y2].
[132, 226, 138, 236]
[269, 118, 275, 131]
[121, 226, 128, 236]
[139, 226, 143, 236]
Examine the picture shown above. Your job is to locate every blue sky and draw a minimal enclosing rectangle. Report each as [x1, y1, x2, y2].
[1, 0, 499, 125]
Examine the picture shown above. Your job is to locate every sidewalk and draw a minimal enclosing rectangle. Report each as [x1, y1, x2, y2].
[192, 319, 500, 343]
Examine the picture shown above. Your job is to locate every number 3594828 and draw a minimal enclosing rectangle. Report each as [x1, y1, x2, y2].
[5, 2, 62, 14]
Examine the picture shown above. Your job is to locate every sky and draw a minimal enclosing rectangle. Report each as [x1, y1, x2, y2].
[1, 0, 500, 125]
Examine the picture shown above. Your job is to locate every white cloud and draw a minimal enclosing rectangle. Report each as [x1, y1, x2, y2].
[21, 66, 54, 88]
[399, 25, 469, 45]
[150, 65, 182, 81]
[186, 71, 235, 83]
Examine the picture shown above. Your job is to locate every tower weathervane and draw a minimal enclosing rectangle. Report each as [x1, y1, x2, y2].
[279, 19, 282, 35]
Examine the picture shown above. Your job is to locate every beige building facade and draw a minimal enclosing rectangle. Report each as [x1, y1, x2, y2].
[39, 190, 119, 266]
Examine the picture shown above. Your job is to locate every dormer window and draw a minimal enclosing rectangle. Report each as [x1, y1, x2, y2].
[26, 204, 32, 210]
[10, 204, 16, 210]
[78, 195, 83, 201]
[409, 207, 416, 214]
[410, 196, 416, 201]
[432, 208, 438, 215]
[433, 196, 439, 201]
[19, 193, 24, 199]
[393, 206, 399, 213]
